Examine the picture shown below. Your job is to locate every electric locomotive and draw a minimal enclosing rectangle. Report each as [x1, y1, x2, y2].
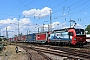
[48, 28, 86, 46]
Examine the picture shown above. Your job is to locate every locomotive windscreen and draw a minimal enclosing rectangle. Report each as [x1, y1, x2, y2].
[75, 29, 84, 35]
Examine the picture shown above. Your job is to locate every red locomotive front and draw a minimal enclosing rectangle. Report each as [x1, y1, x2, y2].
[68, 28, 86, 46]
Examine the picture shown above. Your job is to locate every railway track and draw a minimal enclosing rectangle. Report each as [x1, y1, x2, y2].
[28, 46, 90, 60]
[21, 46, 53, 60]
[12, 43, 90, 60]
[36, 44, 90, 60]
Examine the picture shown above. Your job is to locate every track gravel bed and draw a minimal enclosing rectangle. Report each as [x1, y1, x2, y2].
[22, 46, 53, 60]
[27, 44, 90, 60]
[13, 43, 90, 60]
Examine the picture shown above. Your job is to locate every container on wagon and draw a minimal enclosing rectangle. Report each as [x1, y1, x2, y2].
[21, 35, 26, 42]
[26, 33, 36, 42]
[13, 37, 17, 42]
[36, 32, 48, 43]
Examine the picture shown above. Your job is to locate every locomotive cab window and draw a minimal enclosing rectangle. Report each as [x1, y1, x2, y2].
[75, 29, 84, 35]
[68, 32, 74, 36]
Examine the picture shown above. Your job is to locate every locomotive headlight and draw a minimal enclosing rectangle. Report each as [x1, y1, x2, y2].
[74, 38, 76, 40]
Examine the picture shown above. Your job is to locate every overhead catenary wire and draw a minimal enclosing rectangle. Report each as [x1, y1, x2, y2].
[53, 0, 90, 19]
[19, 0, 30, 9]
[52, 0, 67, 9]
[0, 0, 90, 23]
[41, 0, 51, 8]
[4, 0, 37, 18]
[0, 0, 26, 16]
[70, 0, 90, 11]
[19, 0, 37, 9]
[66, 0, 90, 20]
[52, 0, 85, 20]
[52, 0, 83, 14]
[0, 0, 79, 19]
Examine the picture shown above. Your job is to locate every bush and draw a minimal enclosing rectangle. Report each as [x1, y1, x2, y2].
[0, 38, 2, 41]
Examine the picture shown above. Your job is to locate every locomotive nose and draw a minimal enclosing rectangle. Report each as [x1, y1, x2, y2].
[76, 35, 86, 42]
[75, 35, 86, 46]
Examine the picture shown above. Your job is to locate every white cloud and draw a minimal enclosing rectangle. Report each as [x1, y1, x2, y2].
[0, 17, 84, 38]
[0, 19, 11, 24]
[84, 12, 87, 14]
[51, 22, 68, 29]
[19, 18, 32, 25]
[7, 26, 12, 30]
[0, 18, 32, 37]
[73, 23, 84, 28]
[22, 7, 52, 18]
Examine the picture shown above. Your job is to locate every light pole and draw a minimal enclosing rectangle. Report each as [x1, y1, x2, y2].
[69, 19, 75, 28]
[35, 24, 40, 33]
[37, 28, 39, 33]
[43, 21, 48, 32]
[49, 10, 52, 31]
[43, 23, 45, 32]
[18, 20, 19, 36]
[6, 27, 8, 39]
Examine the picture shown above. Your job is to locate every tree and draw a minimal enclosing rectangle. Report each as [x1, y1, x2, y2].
[3, 38, 7, 41]
[85, 24, 90, 34]
[0, 38, 2, 41]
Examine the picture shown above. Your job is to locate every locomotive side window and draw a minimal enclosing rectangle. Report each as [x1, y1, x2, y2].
[75, 29, 84, 35]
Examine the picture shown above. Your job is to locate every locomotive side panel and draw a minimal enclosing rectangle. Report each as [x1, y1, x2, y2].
[49, 31, 71, 42]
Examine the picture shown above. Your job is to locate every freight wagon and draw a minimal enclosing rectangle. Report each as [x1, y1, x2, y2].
[9, 35, 26, 42]
[26, 33, 36, 42]
[36, 32, 49, 43]
[26, 32, 49, 43]
[17, 36, 21, 41]
[8, 37, 17, 42]
[13, 37, 17, 42]
[8, 38, 13, 42]
[21, 35, 26, 42]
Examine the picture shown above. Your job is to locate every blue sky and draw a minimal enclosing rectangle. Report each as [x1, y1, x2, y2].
[0, 0, 90, 38]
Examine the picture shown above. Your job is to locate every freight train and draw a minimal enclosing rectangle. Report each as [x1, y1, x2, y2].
[8, 28, 87, 46]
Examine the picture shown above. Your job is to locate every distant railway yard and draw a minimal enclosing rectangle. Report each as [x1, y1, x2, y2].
[1, 0, 90, 60]
[0, 42, 90, 60]
[0, 26, 89, 60]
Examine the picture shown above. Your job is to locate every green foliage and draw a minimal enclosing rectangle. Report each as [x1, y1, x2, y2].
[85, 24, 90, 34]
[3, 38, 7, 41]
